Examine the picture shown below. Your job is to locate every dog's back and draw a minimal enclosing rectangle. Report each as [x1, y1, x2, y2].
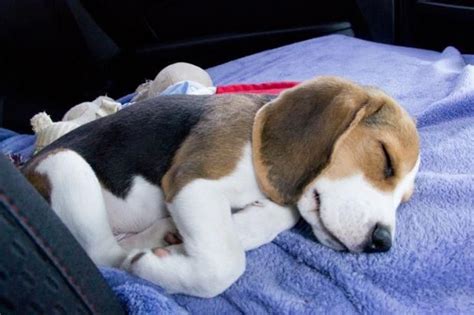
[23, 94, 209, 197]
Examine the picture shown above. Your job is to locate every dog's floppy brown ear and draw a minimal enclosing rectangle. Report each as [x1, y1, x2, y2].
[252, 76, 378, 205]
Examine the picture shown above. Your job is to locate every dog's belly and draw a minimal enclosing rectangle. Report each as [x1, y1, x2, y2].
[103, 175, 168, 234]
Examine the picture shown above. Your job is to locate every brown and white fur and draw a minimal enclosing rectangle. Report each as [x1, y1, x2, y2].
[22, 77, 420, 298]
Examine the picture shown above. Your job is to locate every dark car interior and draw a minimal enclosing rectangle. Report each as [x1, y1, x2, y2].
[3, 0, 473, 132]
[1, 0, 473, 313]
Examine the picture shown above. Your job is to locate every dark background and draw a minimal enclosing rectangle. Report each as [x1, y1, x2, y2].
[1, 0, 473, 132]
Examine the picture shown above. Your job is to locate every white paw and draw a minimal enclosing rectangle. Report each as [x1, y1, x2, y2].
[121, 248, 149, 271]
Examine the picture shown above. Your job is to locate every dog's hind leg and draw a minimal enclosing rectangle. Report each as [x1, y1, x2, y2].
[35, 150, 127, 267]
[122, 179, 246, 297]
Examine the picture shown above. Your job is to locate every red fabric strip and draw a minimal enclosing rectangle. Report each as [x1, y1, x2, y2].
[216, 81, 299, 95]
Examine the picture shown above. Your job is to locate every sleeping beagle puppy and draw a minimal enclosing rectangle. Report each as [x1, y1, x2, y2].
[22, 77, 420, 298]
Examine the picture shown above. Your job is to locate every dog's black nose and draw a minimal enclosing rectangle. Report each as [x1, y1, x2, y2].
[364, 224, 392, 253]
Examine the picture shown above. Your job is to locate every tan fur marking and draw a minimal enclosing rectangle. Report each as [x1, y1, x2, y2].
[21, 149, 67, 203]
[162, 94, 269, 202]
[314, 87, 420, 192]
[252, 108, 283, 204]
[24, 171, 52, 203]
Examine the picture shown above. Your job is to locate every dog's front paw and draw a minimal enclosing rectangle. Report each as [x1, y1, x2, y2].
[121, 248, 149, 271]
[121, 246, 174, 272]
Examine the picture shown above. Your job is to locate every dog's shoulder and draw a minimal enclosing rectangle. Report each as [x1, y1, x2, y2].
[162, 93, 273, 201]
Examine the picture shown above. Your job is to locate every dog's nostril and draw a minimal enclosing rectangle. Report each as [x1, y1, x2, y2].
[365, 224, 392, 253]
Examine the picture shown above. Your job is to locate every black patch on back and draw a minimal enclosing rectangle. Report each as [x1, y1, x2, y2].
[36, 95, 209, 197]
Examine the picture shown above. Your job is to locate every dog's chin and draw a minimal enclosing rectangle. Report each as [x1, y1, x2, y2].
[298, 189, 349, 252]
[311, 226, 347, 251]
[299, 210, 350, 252]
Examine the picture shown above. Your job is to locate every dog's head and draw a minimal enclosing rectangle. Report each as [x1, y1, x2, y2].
[252, 76, 420, 253]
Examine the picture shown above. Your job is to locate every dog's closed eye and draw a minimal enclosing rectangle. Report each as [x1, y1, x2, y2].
[381, 142, 395, 179]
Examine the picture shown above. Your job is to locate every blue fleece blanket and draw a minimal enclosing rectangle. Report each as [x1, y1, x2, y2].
[2, 35, 474, 313]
